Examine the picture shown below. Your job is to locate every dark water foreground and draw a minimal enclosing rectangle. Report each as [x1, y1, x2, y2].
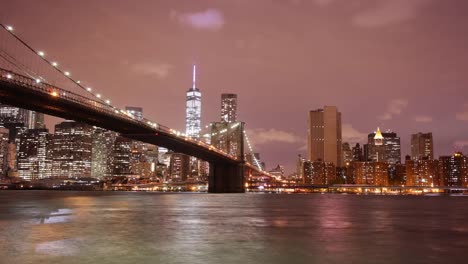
[0, 191, 467, 264]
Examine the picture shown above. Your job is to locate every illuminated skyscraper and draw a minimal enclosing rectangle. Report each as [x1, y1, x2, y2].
[48, 121, 93, 178]
[411, 132, 433, 160]
[365, 128, 401, 164]
[221, 93, 237, 123]
[308, 106, 342, 166]
[91, 128, 117, 178]
[17, 128, 50, 180]
[185, 65, 202, 138]
[439, 152, 468, 187]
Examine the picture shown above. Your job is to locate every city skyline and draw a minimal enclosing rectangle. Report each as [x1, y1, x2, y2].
[1, 1, 468, 172]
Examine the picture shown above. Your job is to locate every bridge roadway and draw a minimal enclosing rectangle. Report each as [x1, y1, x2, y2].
[0, 68, 254, 193]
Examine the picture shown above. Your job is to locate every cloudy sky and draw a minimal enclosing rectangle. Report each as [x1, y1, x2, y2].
[1, 0, 468, 173]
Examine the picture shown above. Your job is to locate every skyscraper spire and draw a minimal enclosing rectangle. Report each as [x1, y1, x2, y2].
[192, 64, 196, 90]
[186, 65, 202, 138]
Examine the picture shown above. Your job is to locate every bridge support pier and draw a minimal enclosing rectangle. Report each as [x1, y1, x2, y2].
[208, 163, 245, 193]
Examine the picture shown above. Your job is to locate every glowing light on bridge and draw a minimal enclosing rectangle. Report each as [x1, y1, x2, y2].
[96, 94, 101, 98]
[38, 51, 45, 57]
[6, 25, 13, 31]
[51, 91, 58, 97]
[64, 71, 70, 76]
[76, 80, 81, 84]
[6, 74, 12, 79]
[51, 62, 58, 67]
[105, 100, 110, 104]
[86, 87, 92, 92]
[35, 78, 41, 84]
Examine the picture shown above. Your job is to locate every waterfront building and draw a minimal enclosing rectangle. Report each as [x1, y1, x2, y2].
[221, 93, 237, 123]
[308, 106, 342, 166]
[296, 154, 306, 180]
[411, 132, 433, 160]
[48, 121, 93, 178]
[388, 163, 406, 186]
[438, 152, 468, 187]
[112, 136, 132, 176]
[353, 161, 389, 186]
[303, 160, 336, 185]
[91, 129, 117, 179]
[168, 153, 190, 182]
[17, 128, 50, 180]
[406, 157, 439, 187]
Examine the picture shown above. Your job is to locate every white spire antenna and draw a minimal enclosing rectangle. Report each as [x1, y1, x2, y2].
[192, 64, 196, 89]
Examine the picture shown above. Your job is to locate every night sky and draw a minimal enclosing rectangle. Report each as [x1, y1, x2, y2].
[1, 0, 468, 173]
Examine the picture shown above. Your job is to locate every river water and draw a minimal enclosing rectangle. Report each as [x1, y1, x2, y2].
[0, 191, 467, 264]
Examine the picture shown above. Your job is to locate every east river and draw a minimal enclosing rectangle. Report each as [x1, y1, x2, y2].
[0, 191, 467, 264]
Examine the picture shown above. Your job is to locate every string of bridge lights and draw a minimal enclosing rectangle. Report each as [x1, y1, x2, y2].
[2, 24, 113, 105]
[244, 130, 263, 170]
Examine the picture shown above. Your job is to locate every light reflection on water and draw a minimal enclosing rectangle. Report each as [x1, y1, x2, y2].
[0, 191, 467, 264]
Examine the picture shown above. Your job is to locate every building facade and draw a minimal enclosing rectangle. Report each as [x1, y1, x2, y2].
[221, 93, 237, 123]
[353, 161, 389, 186]
[411, 132, 433, 160]
[91, 129, 117, 178]
[308, 106, 342, 167]
[303, 160, 336, 185]
[438, 153, 468, 187]
[48, 121, 93, 178]
[406, 158, 439, 187]
[17, 128, 50, 180]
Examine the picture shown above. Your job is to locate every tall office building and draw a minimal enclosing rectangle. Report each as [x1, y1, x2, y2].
[26, 111, 45, 129]
[221, 93, 237, 123]
[48, 121, 93, 178]
[411, 132, 433, 160]
[112, 136, 132, 176]
[91, 129, 117, 179]
[17, 128, 50, 180]
[125, 106, 143, 120]
[342, 142, 353, 164]
[168, 153, 190, 182]
[308, 106, 342, 166]
[365, 128, 401, 164]
[352, 143, 364, 162]
[185, 65, 202, 139]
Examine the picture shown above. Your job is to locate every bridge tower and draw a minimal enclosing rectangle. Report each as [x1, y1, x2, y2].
[208, 122, 245, 193]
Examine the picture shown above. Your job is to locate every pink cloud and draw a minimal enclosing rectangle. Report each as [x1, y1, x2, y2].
[171, 9, 225, 31]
